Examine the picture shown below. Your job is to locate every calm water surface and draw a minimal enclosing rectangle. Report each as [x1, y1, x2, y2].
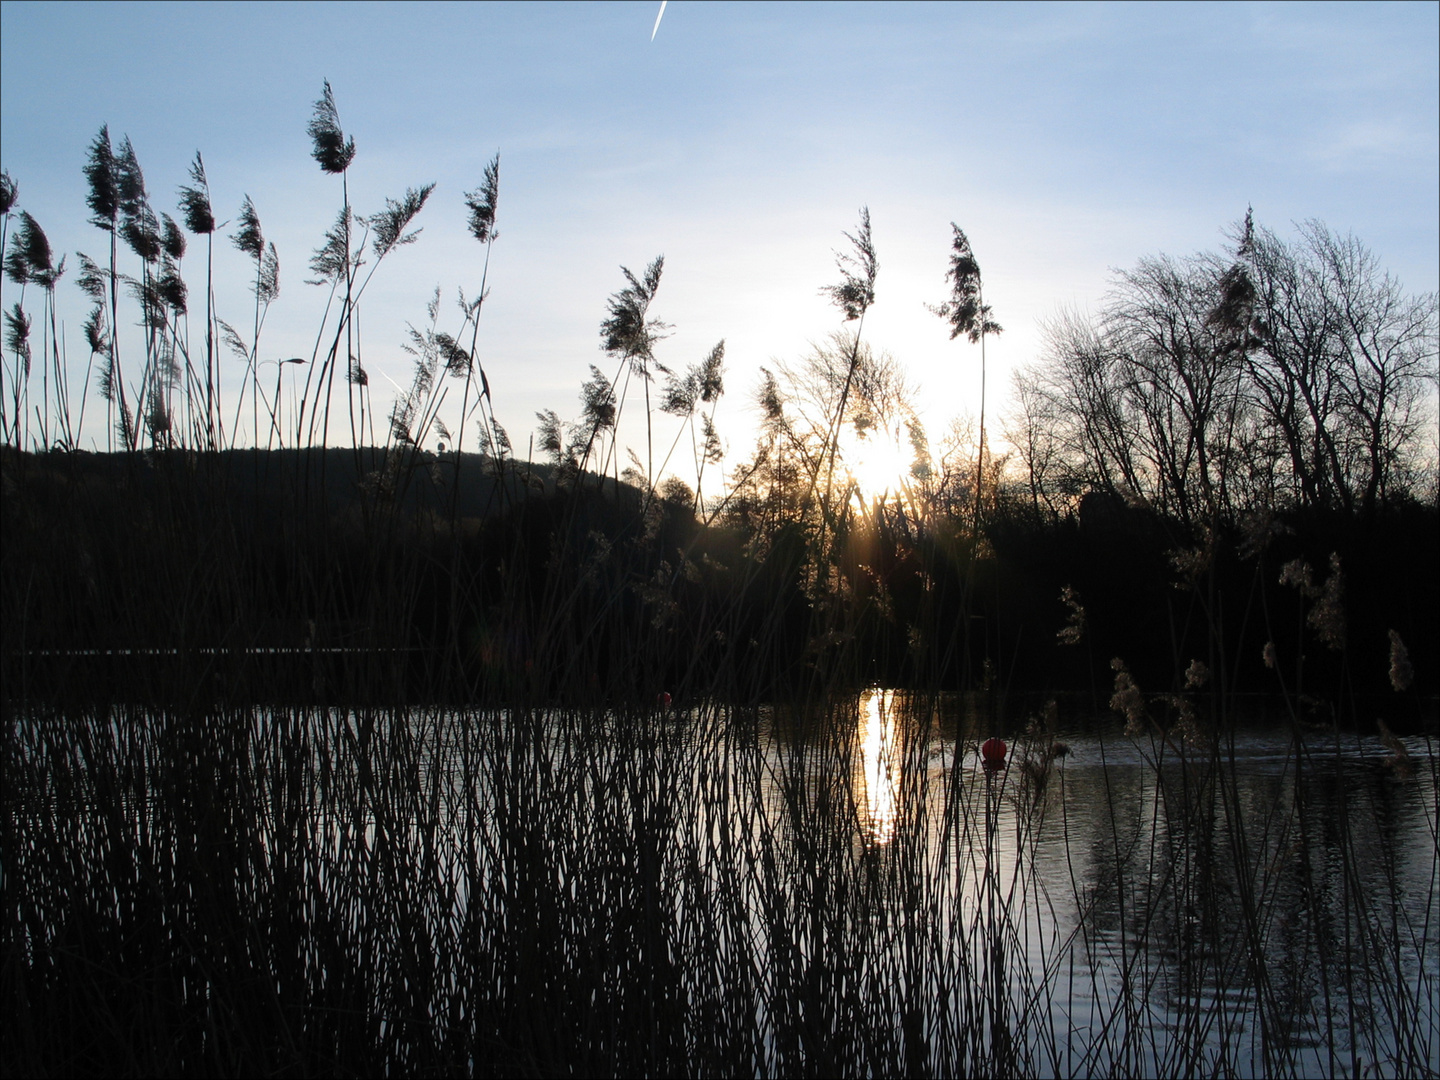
[739, 691, 1438, 1078]
[12, 696, 1437, 1078]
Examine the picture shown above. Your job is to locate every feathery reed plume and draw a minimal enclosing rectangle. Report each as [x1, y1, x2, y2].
[436, 332, 469, 377]
[1308, 552, 1345, 650]
[119, 203, 161, 264]
[156, 256, 187, 316]
[602, 256, 668, 370]
[601, 255, 669, 487]
[449, 153, 502, 513]
[114, 136, 146, 218]
[258, 243, 280, 304]
[931, 223, 1001, 538]
[81, 127, 133, 447]
[115, 138, 160, 265]
[698, 339, 725, 402]
[1237, 508, 1290, 560]
[536, 407, 565, 465]
[177, 151, 220, 444]
[1279, 558, 1317, 596]
[1056, 585, 1085, 645]
[298, 81, 362, 451]
[658, 340, 726, 421]
[160, 212, 186, 261]
[82, 127, 118, 231]
[581, 364, 617, 433]
[5, 302, 31, 444]
[129, 272, 168, 333]
[306, 207, 358, 286]
[1168, 529, 1213, 587]
[77, 254, 109, 386]
[145, 383, 172, 446]
[3, 210, 68, 445]
[308, 78, 356, 174]
[821, 206, 876, 321]
[1208, 209, 1257, 329]
[216, 319, 247, 363]
[231, 195, 264, 262]
[229, 196, 277, 445]
[4, 303, 30, 377]
[655, 340, 727, 505]
[177, 152, 214, 235]
[369, 184, 435, 258]
[442, 155, 505, 513]
[813, 208, 879, 542]
[390, 288, 445, 447]
[701, 413, 723, 463]
[1387, 630, 1412, 691]
[150, 237, 185, 448]
[75, 254, 106, 306]
[1109, 657, 1146, 735]
[568, 363, 618, 472]
[0, 170, 14, 438]
[464, 155, 499, 243]
[80, 305, 105, 354]
[930, 224, 1001, 345]
[759, 367, 784, 422]
[82, 305, 107, 384]
[4, 210, 54, 286]
[1375, 718, 1415, 778]
[117, 246, 164, 437]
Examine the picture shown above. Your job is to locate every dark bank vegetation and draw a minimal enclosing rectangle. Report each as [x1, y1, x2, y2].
[2, 84, 1437, 1078]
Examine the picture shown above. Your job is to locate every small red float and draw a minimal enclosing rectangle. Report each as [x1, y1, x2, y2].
[658, 691, 672, 708]
[981, 737, 1008, 768]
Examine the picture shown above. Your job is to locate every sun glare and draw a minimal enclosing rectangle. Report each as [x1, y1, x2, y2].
[841, 425, 914, 505]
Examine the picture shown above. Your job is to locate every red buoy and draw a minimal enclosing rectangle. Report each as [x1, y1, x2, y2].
[981, 737, 1008, 767]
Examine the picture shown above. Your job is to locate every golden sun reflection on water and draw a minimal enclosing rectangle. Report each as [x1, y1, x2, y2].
[858, 688, 900, 844]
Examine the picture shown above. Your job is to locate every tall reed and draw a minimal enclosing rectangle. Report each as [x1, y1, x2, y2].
[5, 694, 1432, 1077]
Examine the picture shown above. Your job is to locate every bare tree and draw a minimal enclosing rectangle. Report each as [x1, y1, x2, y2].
[1245, 220, 1437, 513]
[1104, 252, 1250, 525]
[1012, 217, 1437, 522]
[1003, 367, 1070, 519]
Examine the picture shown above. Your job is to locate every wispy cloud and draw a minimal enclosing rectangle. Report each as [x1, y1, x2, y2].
[1307, 120, 1437, 173]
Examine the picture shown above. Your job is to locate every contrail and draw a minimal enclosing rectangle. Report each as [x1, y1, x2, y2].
[651, 0, 667, 41]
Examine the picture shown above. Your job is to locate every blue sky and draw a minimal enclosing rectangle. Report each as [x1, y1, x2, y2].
[2, 1, 1436, 477]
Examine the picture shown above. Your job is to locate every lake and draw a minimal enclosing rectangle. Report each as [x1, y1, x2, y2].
[6, 694, 1436, 1077]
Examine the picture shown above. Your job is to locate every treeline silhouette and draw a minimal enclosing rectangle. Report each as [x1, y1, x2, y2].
[2, 438, 1434, 717]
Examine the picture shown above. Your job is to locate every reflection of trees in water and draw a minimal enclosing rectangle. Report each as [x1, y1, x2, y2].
[1046, 738, 1437, 1072]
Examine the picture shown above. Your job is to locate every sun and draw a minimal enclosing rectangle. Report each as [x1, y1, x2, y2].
[841, 422, 913, 504]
